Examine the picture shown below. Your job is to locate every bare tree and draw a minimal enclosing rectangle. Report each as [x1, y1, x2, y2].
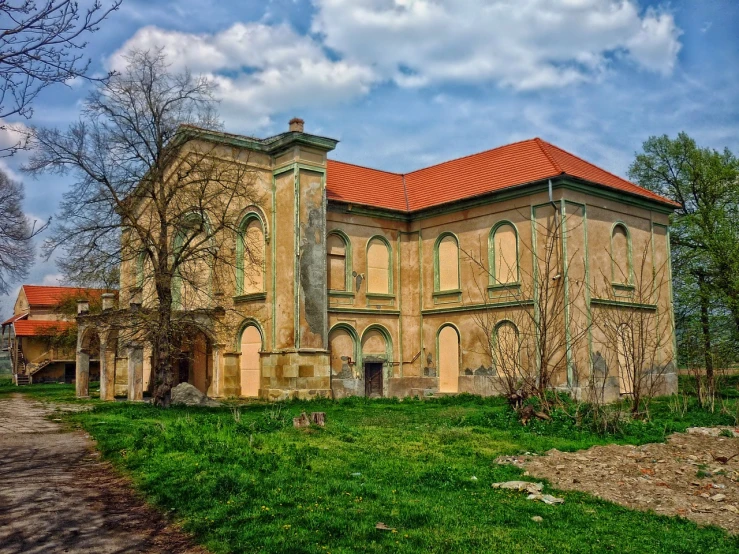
[25, 50, 263, 405]
[0, 168, 47, 293]
[0, 1, 120, 117]
[592, 239, 675, 416]
[464, 203, 590, 413]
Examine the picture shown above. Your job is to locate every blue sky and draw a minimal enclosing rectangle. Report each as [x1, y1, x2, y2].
[1, 0, 738, 316]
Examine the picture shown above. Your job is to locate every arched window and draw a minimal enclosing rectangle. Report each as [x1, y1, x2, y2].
[367, 237, 391, 294]
[438, 325, 460, 393]
[239, 323, 262, 397]
[174, 212, 212, 310]
[494, 321, 520, 378]
[611, 223, 631, 285]
[490, 222, 519, 285]
[435, 233, 460, 291]
[327, 232, 350, 292]
[329, 324, 358, 379]
[237, 214, 265, 295]
[135, 250, 146, 289]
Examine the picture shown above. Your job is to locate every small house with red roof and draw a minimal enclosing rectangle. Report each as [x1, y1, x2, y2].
[78, 119, 677, 402]
[2, 285, 112, 384]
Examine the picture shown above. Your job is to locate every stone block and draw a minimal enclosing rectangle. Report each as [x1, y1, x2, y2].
[299, 364, 314, 378]
[283, 364, 299, 378]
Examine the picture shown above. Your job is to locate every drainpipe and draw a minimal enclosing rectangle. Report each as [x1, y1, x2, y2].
[548, 179, 558, 212]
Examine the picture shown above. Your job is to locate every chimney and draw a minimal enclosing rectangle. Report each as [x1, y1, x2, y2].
[101, 292, 116, 311]
[289, 117, 304, 133]
[77, 299, 90, 315]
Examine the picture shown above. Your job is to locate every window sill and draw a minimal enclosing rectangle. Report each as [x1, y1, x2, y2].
[487, 282, 520, 291]
[328, 290, 355, 297]
[611, 283, 635, 291]
[233, 292, 267, 303]
[366, 293, 395, 299]
[433, 289, 462, 296]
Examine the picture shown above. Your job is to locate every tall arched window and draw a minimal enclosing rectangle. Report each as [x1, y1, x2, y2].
[237, 213, 265, 295]
[490, 222, 519, 285]
[611, 223, 631, 285]
[174, 212, 212, 310]
[435, 233, 460, 291]
[367, 237, 391, 294]
[438, 325, 460, 393]
[327, 232, 350, 292]
[239, 323, 262, 397]
[494, 321, 520, 378]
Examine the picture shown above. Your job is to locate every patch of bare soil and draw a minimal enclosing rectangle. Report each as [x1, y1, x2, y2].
[0, 395, 209, 554]
[501, 427, 739, 533]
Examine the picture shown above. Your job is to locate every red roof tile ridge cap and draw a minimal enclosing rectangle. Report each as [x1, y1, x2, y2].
[534, 137, 564, 175]
[539, 139, 680, 207]
[405, 137, 540, 175]
[401, 174, 410, 211]
[328, 159, 403, 176]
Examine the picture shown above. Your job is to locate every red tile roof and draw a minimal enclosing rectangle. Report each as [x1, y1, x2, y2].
[1, 313, 27, 326]
[22, 285, 113, 308]
[326, 138, 678, 212]
[13, 319, 74, 337]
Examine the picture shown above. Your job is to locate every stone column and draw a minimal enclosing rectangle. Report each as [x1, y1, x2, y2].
[222, 352, 241, 397]
[209, 343, 224, 398]
[127, 343, 144, 401]
[99, 341, 116, 401]
[75, 347, 90, 398]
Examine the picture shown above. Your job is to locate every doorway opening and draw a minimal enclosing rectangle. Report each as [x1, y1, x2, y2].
[364, 362, 383, 398]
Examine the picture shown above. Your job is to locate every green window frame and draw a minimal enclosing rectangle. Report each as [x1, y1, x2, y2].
[488, 221, 520, 287]
[327, 230, 353, 294]
[366, 235, 393, 297]
[433, 232, 461, 293]
[236, 212, 267, 297]
[610, 221, 634, 288]
[172, 211, 213, 310]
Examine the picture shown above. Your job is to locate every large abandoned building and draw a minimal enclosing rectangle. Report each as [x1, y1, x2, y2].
[76, 119, 678, 402]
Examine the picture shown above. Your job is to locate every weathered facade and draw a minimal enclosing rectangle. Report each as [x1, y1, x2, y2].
[77, 119, 678, 402]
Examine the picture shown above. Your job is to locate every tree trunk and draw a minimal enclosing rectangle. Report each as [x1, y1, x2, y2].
[698, 273, 714, 397]
[152, 272, 175, 406]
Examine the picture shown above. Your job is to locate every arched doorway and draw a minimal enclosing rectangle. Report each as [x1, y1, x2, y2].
[175, 328, 212, 394]
[438, 325, 460, 393]
[239, 325, 262, 397]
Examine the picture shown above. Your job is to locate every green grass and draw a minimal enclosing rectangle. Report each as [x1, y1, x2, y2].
[8, 382, 739, 553]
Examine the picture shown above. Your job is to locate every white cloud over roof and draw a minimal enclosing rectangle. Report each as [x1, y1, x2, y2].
[108, 0, 681, 124]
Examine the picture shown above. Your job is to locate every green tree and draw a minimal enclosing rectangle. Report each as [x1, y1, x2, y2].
[628, 133, 739, 400]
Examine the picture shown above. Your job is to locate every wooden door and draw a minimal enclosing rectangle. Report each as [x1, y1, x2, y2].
[364, 363, 383, 397]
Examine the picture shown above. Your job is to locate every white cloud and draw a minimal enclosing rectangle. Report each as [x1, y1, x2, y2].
[108, 1, 682, 127]
[109, 23, 376, 128]
[311, 0, 682, 90]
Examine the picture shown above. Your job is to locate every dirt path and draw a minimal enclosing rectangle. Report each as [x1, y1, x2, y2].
[501, 428, 739, 533]
[0, 394, 207, 554]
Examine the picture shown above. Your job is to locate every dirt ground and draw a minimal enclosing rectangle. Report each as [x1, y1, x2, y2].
[500, 427, 739, 533]
[0, 394, 208, 554]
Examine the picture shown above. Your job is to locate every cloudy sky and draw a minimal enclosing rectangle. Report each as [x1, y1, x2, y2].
[1, 0, 738, 316]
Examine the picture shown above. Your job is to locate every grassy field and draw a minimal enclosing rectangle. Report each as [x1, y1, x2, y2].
[3, 379, 739, 553]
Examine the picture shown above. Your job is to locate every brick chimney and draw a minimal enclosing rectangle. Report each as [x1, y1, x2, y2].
[289, 117, 304, 133]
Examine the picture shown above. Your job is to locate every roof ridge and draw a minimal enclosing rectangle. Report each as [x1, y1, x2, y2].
[405, 137, 540, 175]
[539, 139, 675, 202]
[534, 137, 564, 175]
[402, 174, 409, 211]
[328, 159, 403, 176]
